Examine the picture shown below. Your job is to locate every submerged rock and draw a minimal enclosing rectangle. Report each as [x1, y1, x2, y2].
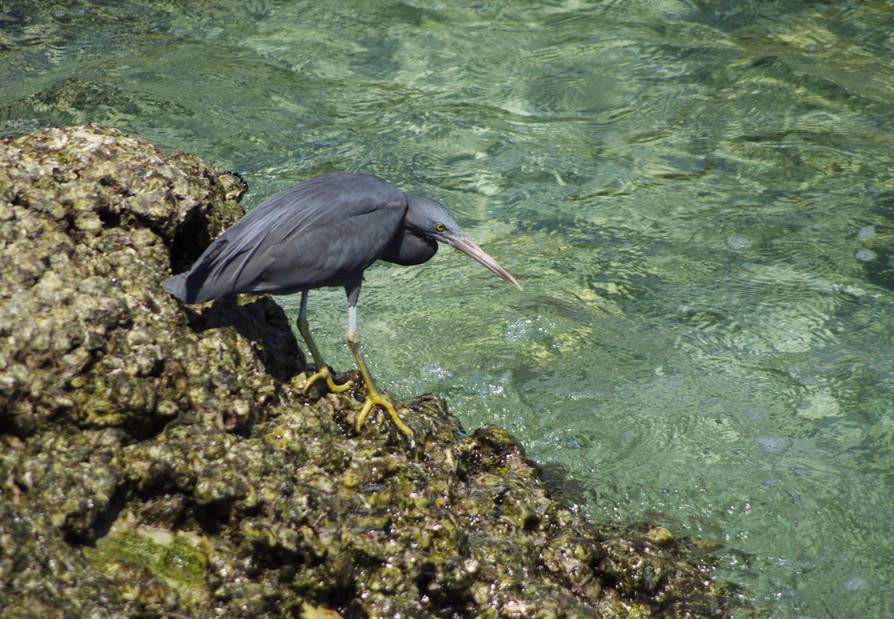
[0, 125, 741, 617]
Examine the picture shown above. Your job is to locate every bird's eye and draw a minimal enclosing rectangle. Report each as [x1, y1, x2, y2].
[435, 223, 446, 232]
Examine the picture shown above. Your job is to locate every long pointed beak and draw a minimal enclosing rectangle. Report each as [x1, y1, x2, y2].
[447, 233, 522, 291]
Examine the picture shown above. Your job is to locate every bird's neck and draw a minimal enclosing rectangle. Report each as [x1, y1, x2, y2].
[379, 229, 438, 266]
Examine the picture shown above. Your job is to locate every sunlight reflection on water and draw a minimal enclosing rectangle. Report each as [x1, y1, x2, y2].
[3, 1, 894, 615]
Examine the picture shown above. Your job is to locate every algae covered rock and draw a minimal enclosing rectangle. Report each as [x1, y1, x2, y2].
[0, 125, 740, 617]
[0, 123, 274, 438]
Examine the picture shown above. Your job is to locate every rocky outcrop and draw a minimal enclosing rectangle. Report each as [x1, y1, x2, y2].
[0, 124, 737, 617]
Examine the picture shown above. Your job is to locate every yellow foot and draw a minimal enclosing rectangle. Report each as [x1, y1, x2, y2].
[355, 389, 414, 438]
[304, 366, 352, 393]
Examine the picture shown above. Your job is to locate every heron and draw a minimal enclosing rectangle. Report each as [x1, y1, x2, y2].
[163, 173, 521, 437]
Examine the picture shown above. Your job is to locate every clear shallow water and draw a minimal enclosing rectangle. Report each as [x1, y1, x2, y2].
[3, 1, 894, 616]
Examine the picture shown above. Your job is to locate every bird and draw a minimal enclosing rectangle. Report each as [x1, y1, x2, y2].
[163, 173, 521, 437]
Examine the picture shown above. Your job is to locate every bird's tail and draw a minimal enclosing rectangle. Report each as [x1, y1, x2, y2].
[162, 273, 189, 301]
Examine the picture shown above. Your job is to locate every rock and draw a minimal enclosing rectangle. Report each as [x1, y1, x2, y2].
[0, 124, 741, 617]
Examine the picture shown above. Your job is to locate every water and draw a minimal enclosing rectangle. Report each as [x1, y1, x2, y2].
[3, 1, 893, 616]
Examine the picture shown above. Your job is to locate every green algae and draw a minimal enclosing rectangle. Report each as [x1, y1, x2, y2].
[84, 524, 209, 609]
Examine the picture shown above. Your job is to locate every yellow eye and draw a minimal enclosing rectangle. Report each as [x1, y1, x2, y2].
[435, 223, 446, 232]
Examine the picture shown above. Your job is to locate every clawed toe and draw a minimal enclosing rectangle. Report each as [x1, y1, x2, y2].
[304, 366, 352, 393]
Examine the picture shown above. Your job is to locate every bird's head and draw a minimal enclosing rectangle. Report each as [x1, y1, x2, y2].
[405, 194, 522, 290]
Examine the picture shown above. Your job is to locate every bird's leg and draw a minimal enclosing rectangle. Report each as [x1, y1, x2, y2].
[296, 291, 352, 393]
[345, 300, 413, 437]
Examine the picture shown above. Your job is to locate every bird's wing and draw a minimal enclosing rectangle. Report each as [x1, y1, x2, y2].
[168, 174, 408, 303]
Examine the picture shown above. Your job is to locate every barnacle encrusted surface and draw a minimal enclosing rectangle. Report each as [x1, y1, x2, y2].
[0, 125, 738, 618]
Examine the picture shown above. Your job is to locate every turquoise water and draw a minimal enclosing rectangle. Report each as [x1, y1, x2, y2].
[3, 1, 894, 616]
